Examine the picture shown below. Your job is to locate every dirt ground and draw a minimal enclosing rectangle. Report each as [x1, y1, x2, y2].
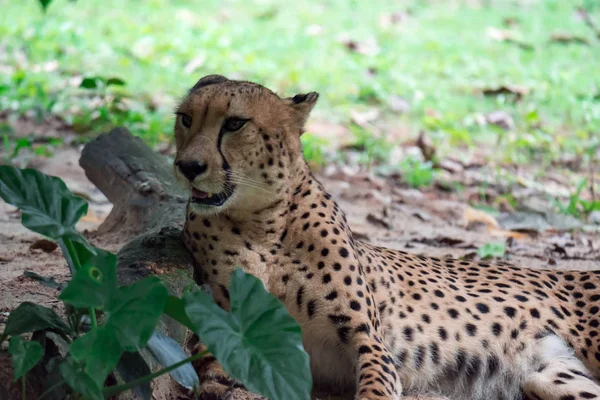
[0, 120, 599, 398]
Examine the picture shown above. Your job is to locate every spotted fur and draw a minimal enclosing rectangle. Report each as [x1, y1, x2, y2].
[174, 75, 600, 400]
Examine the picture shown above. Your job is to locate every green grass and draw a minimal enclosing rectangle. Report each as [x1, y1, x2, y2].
[0, 0, 599, 162]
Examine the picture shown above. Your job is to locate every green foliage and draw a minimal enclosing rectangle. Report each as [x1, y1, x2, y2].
[0, 166, 87, 240]
[399, 157, 435, 188]
[38, 0, 53, 12]
[477, 242, 506, 259]
[1, 302, 71, 341]
[183, 268, 312, 400]
[349, 124, 390, 165]
[301, 133, 328, 169]
[1, 0, 598, 163]
[80, 76, 126, 90]
[8, 336, 44, 380]
[0, 166, 311, 399]
[555, 178, 600, 218]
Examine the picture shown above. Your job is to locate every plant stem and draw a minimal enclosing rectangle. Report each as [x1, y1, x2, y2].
[62, 237, 82, 270]
[38, 379, 65, 400]
[62, 237, 97, 329]
[103, 350, 207, 398]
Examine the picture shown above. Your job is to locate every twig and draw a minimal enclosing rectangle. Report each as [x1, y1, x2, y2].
[577, 7, 600, 39]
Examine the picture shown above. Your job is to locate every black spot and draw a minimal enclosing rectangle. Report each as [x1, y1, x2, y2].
[403, 327, 414, 341]
[492, 323, 503, 336]
[232, 227, 241, 235]
[438, 327, 448, 340]
[307, 300, 316, 319]
[328, 314, 351, 325]
[475, 303, 489, 313]
[321, 248, 329, 257]
[323, 274, 332, 284]
[325, 290, 337, 301]
[296, 286, 304, 307]
[530, 308, 541, 319]
[337, 327, 351, 343]
[355, 323, 370, 335]
[359, 345, 372, 354]
[413, 345, 426, 369]
[220, 285, 230, 300]
[504, 306, 517, 318]
[339, 247, 349, 258]
[448, 309, 460, 319]
[344, 276, 352, 285]
[465, 323, 477, 336]
[580, 392, 597, 399]
[486, 354, 500, 376]
[430, 342, 440, 364]
[350, 301, 361, 311]
[556, 372, 574, 380]
[551, 306, 565, 320]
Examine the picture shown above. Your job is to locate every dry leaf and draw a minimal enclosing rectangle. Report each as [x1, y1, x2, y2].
[389, 95, 410, 114]
[416, 131, 436, 162]
[485, 110, 514, 130]
[29, 239, 58, 253]
[550, 32, 590, 45]
[481, 85, 529, 103]
[366, 213, 392, 230]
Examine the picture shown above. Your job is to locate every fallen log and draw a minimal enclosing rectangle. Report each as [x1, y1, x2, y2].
[79, 127, 259, 399]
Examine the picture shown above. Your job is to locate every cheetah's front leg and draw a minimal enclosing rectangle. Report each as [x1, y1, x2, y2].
[350, 330, 403, 400]
[309, 304, 402, 400]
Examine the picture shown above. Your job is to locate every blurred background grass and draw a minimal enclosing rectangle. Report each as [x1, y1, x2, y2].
[0, 0, 599, 170]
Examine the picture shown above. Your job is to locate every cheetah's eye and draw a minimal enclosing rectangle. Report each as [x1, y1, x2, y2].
[223, 117, 248, 132]
[178, 113, 192, 129]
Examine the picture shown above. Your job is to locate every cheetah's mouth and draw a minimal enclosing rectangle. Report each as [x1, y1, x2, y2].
[191, 186, 235, 207]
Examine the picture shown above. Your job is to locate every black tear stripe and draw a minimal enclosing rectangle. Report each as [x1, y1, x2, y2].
[217, 125, 236, 196]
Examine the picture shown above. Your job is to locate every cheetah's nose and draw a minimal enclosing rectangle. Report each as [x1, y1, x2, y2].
[176, 160, 208, 181]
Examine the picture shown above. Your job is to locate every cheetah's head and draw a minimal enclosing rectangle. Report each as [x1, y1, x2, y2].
[174, 74, 318, 216]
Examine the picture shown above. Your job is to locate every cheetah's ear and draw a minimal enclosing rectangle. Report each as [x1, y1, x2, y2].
[285, 92, 319, 134]
[189, 74, 229, 93]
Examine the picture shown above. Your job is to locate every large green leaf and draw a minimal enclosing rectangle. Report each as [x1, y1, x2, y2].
[0, 166, 88, 239]
[163, 295, 194, 330]
[106, 277, 169, 352]
[183, 268, 312, 400]
[59, 247, 118, 309]
[8, 336, 44, 380]
[2, 302, 71, 339]
[69, 326, 123, 387]
[60, 357, 103, 400]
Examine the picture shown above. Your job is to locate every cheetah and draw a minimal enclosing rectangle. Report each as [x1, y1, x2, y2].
[175, 74, 600, 400]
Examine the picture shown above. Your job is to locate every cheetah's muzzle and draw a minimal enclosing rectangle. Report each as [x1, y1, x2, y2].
[191, 185, 235, 207]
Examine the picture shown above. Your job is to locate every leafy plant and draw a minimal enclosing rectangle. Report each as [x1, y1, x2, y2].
[398, 156, 436, 188]
[348, 124, 391, 166]
[0, 165, 311, 400]
[301, 133, 328, 169]
[477, 242, 506, 259]
[554, 178, 600, 218]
